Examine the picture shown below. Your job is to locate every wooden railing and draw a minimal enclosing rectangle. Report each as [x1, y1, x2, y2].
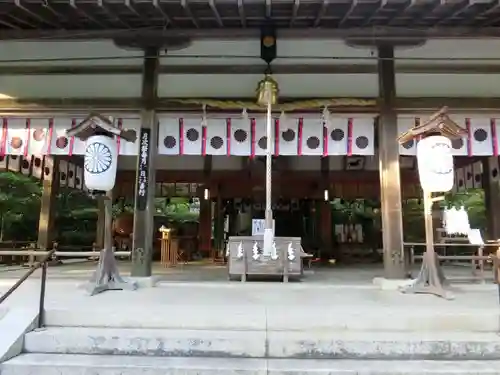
[404, 242, 500, 283]
[0, 249, 131, 259]
[0, 241, 132, 266]
[0, 241, 38, 265]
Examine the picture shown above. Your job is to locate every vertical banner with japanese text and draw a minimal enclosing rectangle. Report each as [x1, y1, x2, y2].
[136, 128, 151, 211]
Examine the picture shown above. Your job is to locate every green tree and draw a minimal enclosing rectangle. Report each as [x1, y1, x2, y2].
[0, 171, 98, 244]
[56, 188, 98, 245]
[0, 172, 41, 240]
[156, 197, 197, 220]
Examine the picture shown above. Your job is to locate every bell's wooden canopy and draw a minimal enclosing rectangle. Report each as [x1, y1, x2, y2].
[67, 113, 137, 142]
[397, 107, 467, 145]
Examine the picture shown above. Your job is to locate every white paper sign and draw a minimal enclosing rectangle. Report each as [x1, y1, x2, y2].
[252, 219, 275, 236]
[468, 229, 484, 246]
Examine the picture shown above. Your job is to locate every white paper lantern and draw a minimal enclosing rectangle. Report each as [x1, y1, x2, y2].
[416, 135, 454, 193]
[83, 135, 118, 192]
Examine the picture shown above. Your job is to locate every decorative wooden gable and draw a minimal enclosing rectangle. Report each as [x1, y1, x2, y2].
[397, 107, 467, 145]
[66, 113, 137, 143]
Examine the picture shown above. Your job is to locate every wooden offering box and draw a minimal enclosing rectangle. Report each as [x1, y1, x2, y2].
[227, 236, 304, 281]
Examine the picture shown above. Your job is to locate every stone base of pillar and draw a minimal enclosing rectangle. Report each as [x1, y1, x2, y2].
[372, 277, 415, 290]
[82, 247, 138, 296]
[128, 276, 161, 288]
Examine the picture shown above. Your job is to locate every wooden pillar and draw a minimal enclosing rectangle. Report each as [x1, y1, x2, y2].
[37, 157, 59, 250]
[377, 44, 405, 279]
[319, 203, 332, 258]
[95, 198, 105, 249]
[199, 194, 212, 253]
[320, 157, 332, 258]
[198, 156, 213, 254]
[214, 192, 224, 251]
[483, 157, 500, 240]
[131, 47, 160, 277]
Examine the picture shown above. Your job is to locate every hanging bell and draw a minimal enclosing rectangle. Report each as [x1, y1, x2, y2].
[256, 74, 279, 106]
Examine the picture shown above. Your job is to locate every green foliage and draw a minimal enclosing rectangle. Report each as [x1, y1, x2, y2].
[0, 169, 488, 245]
[112, 196, 199, 223]
[0, 172, 41, 215]
[331, 190, 487, 242]
[0, 171, 98, 243]
[154, 197, 199, 222]
[56, 189, 98, 244]
[0, 172, 41, 240]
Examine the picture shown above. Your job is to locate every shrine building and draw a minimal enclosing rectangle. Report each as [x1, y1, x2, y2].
[0, 0, 500, 279]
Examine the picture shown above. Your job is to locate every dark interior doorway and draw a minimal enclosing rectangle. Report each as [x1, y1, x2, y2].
[252, 208, 305, 238]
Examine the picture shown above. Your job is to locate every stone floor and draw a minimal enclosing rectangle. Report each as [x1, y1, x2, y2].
[0, 259, 493, 283]
[2, 261, 500, 375]
[0, 261, 498, 313]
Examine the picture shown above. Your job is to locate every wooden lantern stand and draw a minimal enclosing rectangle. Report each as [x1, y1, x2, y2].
[397, 107, 467, 300]
[66, 113, 139, 296]
[86, 194, 138, 295]
[403, 192, 452, 299]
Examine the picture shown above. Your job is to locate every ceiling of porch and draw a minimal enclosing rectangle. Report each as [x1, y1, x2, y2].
[2, 0, 500, 39]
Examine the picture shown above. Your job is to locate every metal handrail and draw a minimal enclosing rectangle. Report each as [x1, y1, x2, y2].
[0, 247, 56, 329]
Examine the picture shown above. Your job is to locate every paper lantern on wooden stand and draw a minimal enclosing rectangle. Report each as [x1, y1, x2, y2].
[83, 134, 117, 192]
[64, 112, 138, 297]
[416, 135, 454, 193]
[397, 107, 468, 299]
[66, 113, 137, 195]
[398, 107, 466, 193]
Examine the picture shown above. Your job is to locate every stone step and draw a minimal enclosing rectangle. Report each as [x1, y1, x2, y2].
[23, 327, 500, 360]
[24, 327, 266, 358]
[3, 353, 500, 375]
[44, 306, 500, 332]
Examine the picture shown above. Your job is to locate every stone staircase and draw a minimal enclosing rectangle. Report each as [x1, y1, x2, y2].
[4, 324, 500, 374]
[3, 282, 500, 375]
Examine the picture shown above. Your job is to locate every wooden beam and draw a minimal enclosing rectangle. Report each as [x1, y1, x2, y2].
[5, 63, 500, 75]
[4, 97, 500, 113]
[1, 26, 500, 40]
[0, 97, 377, 113]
